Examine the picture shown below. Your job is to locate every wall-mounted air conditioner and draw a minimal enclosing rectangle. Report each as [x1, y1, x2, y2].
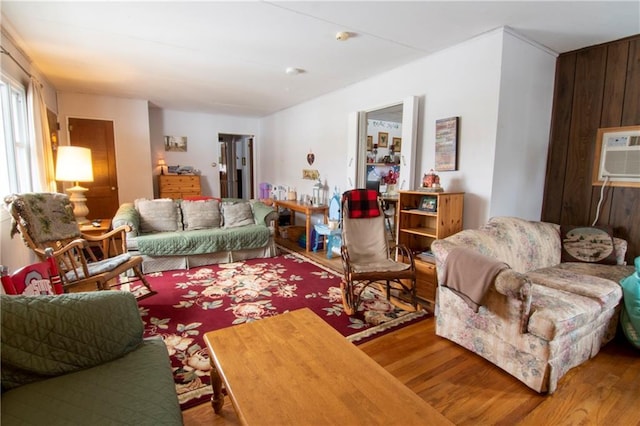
[592, 126, 640, 188]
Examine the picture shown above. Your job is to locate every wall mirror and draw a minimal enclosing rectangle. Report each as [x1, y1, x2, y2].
[347, 96, 418, 193]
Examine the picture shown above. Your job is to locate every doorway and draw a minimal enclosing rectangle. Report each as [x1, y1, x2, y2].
[218, 133, 254, 199]
[67, 118, 119, 220]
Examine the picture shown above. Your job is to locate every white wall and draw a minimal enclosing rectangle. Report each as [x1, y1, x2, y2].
[57, 93, 153, 203]
[261, 29, 509, 229]
[148, 108, 260, 198]
[259, 28, 556, 230]
[491, 30, 557, 220]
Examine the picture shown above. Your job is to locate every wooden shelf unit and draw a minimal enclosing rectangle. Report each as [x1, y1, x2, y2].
[159, 175, 201, 199]
[397, 190, 464, 306]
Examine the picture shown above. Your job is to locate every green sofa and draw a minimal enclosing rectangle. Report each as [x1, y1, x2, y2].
[113, 197, 279, 273]
[1, 291, 183, 425]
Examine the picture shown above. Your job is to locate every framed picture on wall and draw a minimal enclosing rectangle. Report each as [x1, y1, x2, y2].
[367, 135, 373, 151]
[378, 132, 389, 148]
[392, 137, 402, 152]
[435, 117, 459, 171]
[164, 135, 187, 152]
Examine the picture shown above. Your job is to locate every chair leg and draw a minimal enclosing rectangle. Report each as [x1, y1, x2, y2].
[340, 279, 356, 316]
[133, 266, 156, 299]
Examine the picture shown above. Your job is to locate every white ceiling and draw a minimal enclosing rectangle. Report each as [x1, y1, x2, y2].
[2, 1, 639, 118]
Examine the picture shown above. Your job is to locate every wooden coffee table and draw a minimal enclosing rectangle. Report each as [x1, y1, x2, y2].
[204, 308, 452, 425]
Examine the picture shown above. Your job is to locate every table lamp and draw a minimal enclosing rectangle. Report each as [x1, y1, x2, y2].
[158, 158, 167, 175]
[55, 146, 94, 224]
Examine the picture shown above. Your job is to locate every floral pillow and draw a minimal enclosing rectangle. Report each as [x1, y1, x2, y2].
[560, 225, 617, 265]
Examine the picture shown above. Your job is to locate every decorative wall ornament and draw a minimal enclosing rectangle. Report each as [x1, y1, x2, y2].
[307, 150, 315, 165]
[302, 169, 320, 180]
[392, 137, 402, 152]
[435, 117, 459, 171]
[164, 135, 187, 152]
[378, 132, 389, 148]
[371, 120, 401, 130]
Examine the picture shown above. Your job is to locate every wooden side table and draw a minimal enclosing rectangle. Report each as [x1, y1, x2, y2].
[273, 200, 328, 251]
[79, 219, 112, 257]
[79, 219, 112, 237]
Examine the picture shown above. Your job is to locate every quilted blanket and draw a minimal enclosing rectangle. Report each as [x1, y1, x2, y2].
[1, 292, 143, 390]
[135, 224, 271, 256]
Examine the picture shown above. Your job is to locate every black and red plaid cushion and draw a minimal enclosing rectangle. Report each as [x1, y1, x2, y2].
[343, 189, 380, 219]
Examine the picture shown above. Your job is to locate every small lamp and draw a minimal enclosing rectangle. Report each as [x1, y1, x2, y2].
[55, 146, 94, 225]
[158, 158, 167, 175]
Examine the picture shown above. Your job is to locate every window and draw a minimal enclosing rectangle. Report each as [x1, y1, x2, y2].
[0, 75, 31, 196]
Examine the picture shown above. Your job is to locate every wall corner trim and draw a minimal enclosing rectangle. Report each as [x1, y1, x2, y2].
[503, 26, 559, 58]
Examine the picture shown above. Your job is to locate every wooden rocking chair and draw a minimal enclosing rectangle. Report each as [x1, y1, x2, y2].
[340, 189, 417, 315]
[5, 192, 155, 299]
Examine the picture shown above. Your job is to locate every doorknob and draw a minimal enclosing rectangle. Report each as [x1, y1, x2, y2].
[111, 187, 116, 191]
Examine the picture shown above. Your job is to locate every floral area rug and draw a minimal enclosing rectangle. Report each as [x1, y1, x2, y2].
[136, 252, 428, 410]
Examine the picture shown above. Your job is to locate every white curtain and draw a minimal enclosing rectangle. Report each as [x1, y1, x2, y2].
[27, 77, 56, 192]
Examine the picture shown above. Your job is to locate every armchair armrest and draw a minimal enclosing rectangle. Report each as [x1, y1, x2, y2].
[1, 292, 143, 390]
[82, 225, 132, 256]
[432, 238, 532, 333]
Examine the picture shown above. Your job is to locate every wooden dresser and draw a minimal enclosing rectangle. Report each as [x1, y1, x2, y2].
[158, 175, 201, 199]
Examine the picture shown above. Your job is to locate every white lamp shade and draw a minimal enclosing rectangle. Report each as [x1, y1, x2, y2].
[55, 146, 94, 183]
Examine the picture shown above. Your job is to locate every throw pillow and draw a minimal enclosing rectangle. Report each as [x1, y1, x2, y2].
[222, 202, 255, 228]
[181, 199, 221, 230]
[135, 198, 181, 233]
[560, 225, 617, 265]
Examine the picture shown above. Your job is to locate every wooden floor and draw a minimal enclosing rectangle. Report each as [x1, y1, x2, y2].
[183, 242, 640, 425]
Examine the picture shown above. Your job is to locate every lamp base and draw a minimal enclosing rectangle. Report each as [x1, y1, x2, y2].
[66, 185, 90, 225]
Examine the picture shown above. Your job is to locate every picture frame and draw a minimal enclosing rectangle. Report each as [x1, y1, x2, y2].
[435, 117, 459, 171]
[378, 132, 389, 148]
[367, 135, 373, 151]
[392, 137, 402, 152]
[164, 135, 188, 152]
[302, 169, 320, 180]
[418, 196, 437, 212]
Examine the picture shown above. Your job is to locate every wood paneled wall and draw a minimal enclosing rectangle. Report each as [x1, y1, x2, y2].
[542, 35, 640, 263]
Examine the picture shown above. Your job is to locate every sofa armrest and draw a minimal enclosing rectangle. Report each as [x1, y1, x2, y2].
[1, 292, 143, 390]
[251, 201, 278, 226]
[112, 202, 140, 240]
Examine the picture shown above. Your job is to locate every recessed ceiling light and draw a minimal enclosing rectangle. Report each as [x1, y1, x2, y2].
[336, 31, 350, 41]
[285, 67, 303, 75]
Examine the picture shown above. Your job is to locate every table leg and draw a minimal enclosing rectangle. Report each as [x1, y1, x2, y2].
[210, 364, 224, 413]
[305, 213, 311, 251]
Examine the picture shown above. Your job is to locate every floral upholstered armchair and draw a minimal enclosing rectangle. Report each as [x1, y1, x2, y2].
[432, 217, 634, 393]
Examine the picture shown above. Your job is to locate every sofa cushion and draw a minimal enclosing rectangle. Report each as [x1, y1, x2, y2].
[560, 225, 617, 265]
[135, 198, 181, 233]
[135, 226, 271, 256]
[483, 217, 562, 272]
[1, 338, 182, 425]
[222, 202, 255, 228]
[1, 292, 143, 390]
[526, 265, 624, 311]
[181, 199, 221, 230]
[527, 284, 603, 341]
